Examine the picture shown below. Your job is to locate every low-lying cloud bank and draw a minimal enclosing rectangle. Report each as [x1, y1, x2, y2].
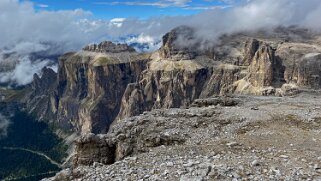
[1, 0, 321, 85]
[0, 114, 10, 139]
[0, 57, 57, 86]
[186, 0, 321, 41]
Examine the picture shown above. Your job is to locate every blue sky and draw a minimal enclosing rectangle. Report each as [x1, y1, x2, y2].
[29, 0, 236, 19]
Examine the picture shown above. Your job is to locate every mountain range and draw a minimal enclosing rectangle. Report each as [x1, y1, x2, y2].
[1, 25, 321, 180]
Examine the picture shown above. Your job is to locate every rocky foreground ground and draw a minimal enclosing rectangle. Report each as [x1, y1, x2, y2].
[45, 92, 321, 181]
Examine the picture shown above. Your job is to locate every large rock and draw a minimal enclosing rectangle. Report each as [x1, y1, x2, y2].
[73, 134, 115, 166]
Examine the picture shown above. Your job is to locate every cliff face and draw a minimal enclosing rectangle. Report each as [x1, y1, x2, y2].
[56, 52, 148, 134]
[27, 46, 149, 134]
[27, 26, 321, 135]
[117, 67, 211, 120]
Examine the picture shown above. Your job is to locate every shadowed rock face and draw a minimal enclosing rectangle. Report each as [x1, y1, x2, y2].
[242, 39, 260, 66]
[25, 67, 58, 122]
[117, 68, 211, 120]
[26, 26, 321, 136]
[55, 53, 148, 134]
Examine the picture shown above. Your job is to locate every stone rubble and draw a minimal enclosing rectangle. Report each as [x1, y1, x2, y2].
[45, 94, 321, 181]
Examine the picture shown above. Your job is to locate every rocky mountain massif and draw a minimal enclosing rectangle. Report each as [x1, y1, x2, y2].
[22, 26, 321, 180]
[28, 26, 321, 135]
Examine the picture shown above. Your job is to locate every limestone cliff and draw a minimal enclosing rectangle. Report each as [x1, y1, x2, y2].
[56, 52, 148, 133]
[27, 46, 149, 134]
[26, 26, 321, 136]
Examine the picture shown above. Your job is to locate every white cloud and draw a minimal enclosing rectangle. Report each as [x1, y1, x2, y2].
[167, 0, 192, 6]
[110, 18, 126, 28]
[0, 114, 10, 139]
[96, 0, 192, 8]
[0, 0, 94, 54]
[124, 34, 162, 52]
[37, 4, 49, 8]
[1, 0, 321, 85]
[183, 5, 232, 10]
[2, 0, 320, 54]
[0, 56, 56, 85]
[127, 34, 155, 44]
[177, 0, 321, 45]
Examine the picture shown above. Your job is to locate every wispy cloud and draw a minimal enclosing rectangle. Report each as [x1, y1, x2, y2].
[37, 4, 49, 8]
[95, 0, 192, 8]
[183, 4, 233, 10]
[0, 114, 10, 139]
[95, 0, 238, 10]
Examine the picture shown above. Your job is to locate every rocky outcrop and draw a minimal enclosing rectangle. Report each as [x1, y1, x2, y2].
[73, 134, 115, 166]
[248, 44, 275, 87]
[72, 103, 223, 166]
[26, 67, 59, 121]
[191, 96, 239, 107]
[159, 26, 198, 60]
[32, 67, 57, 95]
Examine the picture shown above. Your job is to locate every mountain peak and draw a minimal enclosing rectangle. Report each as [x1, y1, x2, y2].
[83, 41, 136, 53]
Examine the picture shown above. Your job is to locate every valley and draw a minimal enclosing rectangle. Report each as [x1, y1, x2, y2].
[0, 97, 67, 181]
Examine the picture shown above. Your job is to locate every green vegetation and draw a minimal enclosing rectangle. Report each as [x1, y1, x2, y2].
[0, 110, 67, 180]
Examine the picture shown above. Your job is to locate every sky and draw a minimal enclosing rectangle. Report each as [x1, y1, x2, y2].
[29, 0, 237, 19]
